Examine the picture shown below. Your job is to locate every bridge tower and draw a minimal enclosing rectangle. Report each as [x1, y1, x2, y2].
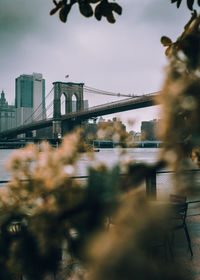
[52, 82, 84, 138]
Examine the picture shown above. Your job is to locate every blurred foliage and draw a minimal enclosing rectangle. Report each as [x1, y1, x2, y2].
[158, 11, 200, 194]
[0, 129, 185, 279]
[97, 120, 128, 146]
[86, 194, 186, 280]
[0, 129, 129, 279]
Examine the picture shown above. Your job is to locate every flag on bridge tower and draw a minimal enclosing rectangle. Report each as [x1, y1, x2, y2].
[65, 74, 69, 78]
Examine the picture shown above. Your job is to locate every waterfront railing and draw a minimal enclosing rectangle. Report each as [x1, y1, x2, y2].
[1, 170, 200, 216]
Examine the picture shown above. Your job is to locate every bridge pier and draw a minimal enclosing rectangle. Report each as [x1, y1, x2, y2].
[25, 131, 34, 138]
[62, 119, 83, 135]
[53, 82, 84, 117]
[52, 81, 85, 138]
[52, 120, 62, 139]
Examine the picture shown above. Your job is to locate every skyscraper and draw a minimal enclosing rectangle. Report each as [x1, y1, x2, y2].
[15, 73, 46, 127]
[0, 90, 16, 132]
[72, 99, 88, 112]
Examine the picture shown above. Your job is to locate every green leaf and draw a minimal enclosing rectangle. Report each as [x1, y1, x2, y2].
[177, 0, 182, 8]
[165, 46, 171, 56]
[110, 3, 122, 15]
[79, 3, 93, 17]
[50, 0, 63, 15]
[50, 7, 60, 15]
[187, 0, 194, 10]
[94, 3, 102, 21]
[106, 11, 115, 23]
[89, 0, 100, 3]
[171, 0, 182, 6]
[160, 36, 172, 46]
[59, 5, 71, 22]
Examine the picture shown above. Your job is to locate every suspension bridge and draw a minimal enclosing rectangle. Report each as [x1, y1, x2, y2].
[0, 82, 159, 140]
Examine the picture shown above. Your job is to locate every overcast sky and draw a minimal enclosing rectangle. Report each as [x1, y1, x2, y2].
[0, 0, 194, 131]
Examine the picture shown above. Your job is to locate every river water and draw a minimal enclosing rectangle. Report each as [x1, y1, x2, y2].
[1, 147, 200, 216]
[0, 147, 160, 178]
[0, 147, 175, 199]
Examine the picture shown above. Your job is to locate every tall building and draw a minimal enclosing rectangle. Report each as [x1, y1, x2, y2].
[72, 99, 88, 112]
[141, 119, 160, 141]
[0, 90, 16, 132]
[15, 73, 46, 126]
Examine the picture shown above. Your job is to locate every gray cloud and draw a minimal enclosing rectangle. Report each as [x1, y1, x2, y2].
[0, 1, 40, 43]
[141, 0, 192, 37]
[142, 0, 188, 23]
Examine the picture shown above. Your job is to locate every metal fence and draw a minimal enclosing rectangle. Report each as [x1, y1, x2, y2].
[1, 170, 200, 216]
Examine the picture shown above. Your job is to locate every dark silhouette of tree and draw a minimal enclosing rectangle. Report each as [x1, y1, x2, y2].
[50, 0, 122, 23]
[171, 0, 200, 10]
[49, 0, 200, 24]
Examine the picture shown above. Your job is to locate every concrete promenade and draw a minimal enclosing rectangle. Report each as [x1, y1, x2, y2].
[173, 207, 200, 280]
[40, 200, 200, 280]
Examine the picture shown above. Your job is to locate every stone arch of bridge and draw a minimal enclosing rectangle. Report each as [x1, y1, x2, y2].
[53, 81, 84, 118]
[72, 93, 78, 112]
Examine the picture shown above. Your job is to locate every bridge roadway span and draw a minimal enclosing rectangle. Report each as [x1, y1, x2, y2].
[0, 93, 159, 139]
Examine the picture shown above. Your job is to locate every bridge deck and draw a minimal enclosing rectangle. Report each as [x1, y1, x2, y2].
[0, 93, 159, 139]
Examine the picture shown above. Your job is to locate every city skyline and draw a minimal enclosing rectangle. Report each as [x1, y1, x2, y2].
[1, 72, 161, 132]
[0, 0, 193, 130]
[0, 80, 160, 135]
